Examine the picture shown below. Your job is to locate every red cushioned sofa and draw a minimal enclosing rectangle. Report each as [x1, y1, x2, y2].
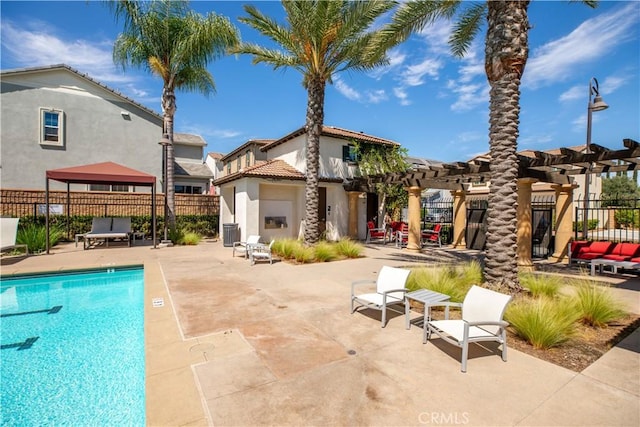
[569, 240, 640, 264]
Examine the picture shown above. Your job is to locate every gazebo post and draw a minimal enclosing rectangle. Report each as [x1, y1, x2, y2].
[45, 177, 50, 255]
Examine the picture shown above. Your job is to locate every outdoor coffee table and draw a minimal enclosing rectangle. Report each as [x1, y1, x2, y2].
[590, 258, 640, 276]
[405, 289, 450, 339]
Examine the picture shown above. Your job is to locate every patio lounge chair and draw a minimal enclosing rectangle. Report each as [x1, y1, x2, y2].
[249, 240, 274, 265]
[421, 223, 442, 247]
[351, 266, 411, 327]
[1, 218, 28, 255]
[233, 235, 261, 258]
[425, 285, 512, 372]
[365, 221, 387, 244]
[84, 217, 131, 249]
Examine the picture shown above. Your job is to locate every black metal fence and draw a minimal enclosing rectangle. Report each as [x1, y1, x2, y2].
[421, 198, 454, 245]
[575, 195, 640, 243]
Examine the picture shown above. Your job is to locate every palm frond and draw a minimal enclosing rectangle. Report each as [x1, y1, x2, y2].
[449, 2, 486, 57]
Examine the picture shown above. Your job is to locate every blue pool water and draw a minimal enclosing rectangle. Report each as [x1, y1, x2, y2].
[0, 267, 145, 426]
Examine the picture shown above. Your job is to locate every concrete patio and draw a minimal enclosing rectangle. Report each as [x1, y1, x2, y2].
[2, 240, 638, 426]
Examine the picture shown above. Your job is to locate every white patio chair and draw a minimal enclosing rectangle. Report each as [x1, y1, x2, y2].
[249, 240, 274, 265]
[233, 235, 261, 258]
[351, 266, 411, 327]
[425, 285, 512, 372]
[1, 218, 28, 255]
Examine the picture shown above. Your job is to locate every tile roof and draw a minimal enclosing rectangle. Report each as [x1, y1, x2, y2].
[220, 139, 274, 161]
[174, 133, 206, 146]
[213, 160, 343, 186]
[261, 125, 399, 151]
[174, 160, 213, 178]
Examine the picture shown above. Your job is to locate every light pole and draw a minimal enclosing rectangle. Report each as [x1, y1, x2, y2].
[158, 134, 171, 244]
[582, 77, 609, 239]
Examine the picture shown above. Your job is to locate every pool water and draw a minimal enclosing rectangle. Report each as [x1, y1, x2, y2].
[0, 267, 145, 426]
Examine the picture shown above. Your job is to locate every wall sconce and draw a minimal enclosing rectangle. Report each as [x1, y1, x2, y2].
[121, 111, 131, 120]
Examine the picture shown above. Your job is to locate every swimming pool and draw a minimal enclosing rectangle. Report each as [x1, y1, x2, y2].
[0, 267, 145, 426]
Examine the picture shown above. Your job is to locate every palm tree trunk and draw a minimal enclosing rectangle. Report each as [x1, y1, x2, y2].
[303, 78, 326, 245]
[483, 0, 529, 294]
[162, 86, 177, 229]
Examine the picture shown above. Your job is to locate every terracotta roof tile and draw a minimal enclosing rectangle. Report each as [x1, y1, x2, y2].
[213, 160, 344, 186]
[261, 125, 399, 151]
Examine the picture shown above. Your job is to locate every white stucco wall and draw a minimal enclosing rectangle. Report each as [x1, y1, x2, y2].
[259, 183, 304, 241]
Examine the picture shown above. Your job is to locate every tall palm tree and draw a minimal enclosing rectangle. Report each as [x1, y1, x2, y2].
[383, 0, 597, 293]
[110, 0, 239, 229]
[235, 0, 395, 244]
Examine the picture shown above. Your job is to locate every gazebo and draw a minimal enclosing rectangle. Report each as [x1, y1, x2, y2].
[45, 162, 157, 253]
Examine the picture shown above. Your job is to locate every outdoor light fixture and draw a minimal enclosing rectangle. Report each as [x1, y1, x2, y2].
[583, 77, 609, 239]
[158, 134, 171, 244]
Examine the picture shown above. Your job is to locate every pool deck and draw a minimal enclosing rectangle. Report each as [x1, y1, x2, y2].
[2, 240, 639, 426]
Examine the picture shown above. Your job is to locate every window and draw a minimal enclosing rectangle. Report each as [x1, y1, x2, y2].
[40, 108, 64, 146]
[237, 156, 242, 170]
[175, 185, 202, 194]
[89, 184, 130, 192]
[226, 162, 231, 174]
[342, 145, 360, 163]
[245, 150, 251, 168]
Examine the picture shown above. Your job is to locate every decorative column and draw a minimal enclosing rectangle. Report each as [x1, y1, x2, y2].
[517, 178, 536, 271]
[347, 191, 360, 239]
[451, 189, 467, 248]
[549, 183, 578, 263]
[407, 186, 423, 251]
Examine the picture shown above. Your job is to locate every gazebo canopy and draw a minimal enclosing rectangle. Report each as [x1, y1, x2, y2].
[46, 161, 156, 186]
[45, 161, 157, 253]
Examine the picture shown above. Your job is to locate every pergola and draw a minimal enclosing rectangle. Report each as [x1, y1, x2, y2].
[344, 138, 640, 265]
[45, 162, 157, 254]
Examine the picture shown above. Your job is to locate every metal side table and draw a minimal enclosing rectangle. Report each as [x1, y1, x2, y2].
[405, 289, 450, 339]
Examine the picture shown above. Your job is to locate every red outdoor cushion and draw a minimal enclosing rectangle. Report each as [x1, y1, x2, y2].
[602, 243, 640, 261]
[588, 241, 616, 255]
[631, 257, 640, 263]
[579, 252, 611, 260]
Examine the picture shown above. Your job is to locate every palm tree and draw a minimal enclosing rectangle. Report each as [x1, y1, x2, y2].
[110, 0, 239, 229]
[383, 0, 597, 293]
[235, 0, 395, 244]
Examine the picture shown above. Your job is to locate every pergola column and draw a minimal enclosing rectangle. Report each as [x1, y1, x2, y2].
[517, 178, 537, 271]
[347, 191, 360, 239]
[549, 183, 578, 263]
[451, 189, 467, 248]
[407, 186, 423, 251]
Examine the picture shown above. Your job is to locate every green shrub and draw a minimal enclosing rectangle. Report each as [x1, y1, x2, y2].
[16, 223, 64, 253]
[407, 264, 473, 302]
[454, 260, 483, 288]
[519, 273, 562, 298]
[573, 219, 599, 232]
[292, 245, 315, 263]
[505, 298, 580, 349]
[178, 231, 201, 245]
[272, 238, 301, 260]
[614, 209, 640, 228]
[168, 227, 184, 244]
[314, 241, 337, 262]
[333, 238, 363, 258]
[570, 281, 627, 327]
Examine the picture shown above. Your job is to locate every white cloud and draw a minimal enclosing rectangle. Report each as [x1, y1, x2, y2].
[401, 57, 443, 86]
[447, 80, 489, 112]
[366, 89, 387, 104]
[0, 20, 133, 85]
[333, 75, 361, 101]
[600, 75, 627, 94]
[393, 87, 411, 106]
[417, 19, 454, 55]
[370, 48, 407, 80]
[559, 85, 584, 103]
[525, 3, 640, 88]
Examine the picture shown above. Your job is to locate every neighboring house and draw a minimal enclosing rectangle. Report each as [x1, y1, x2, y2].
[0, 64, 163, 191]
[205, 152, 224, 195]
[214, 125, 399, 242]
[172, 133, 213, 194]
[0, 64, 209, 196]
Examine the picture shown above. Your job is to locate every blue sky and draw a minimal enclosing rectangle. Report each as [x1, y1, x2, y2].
[1, 1, 639, 163]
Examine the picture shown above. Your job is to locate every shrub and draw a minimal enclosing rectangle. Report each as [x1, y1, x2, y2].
[314, 241, 337, 262]
[454, 260, 483, 288]
[16, 223, 64, 253]
[178, 231, 201, 245]
[407, 264, 473, 302]
[573, 219, 599, 232]
[272, 238, 300, 260]
[519, 273, 562, 298]
[505, 298, 580, 349]
[292, 245, 315, 263]
[168, 227, 184, 244]
[570, 280, 627, 327]
[333, 238, 363, 258]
